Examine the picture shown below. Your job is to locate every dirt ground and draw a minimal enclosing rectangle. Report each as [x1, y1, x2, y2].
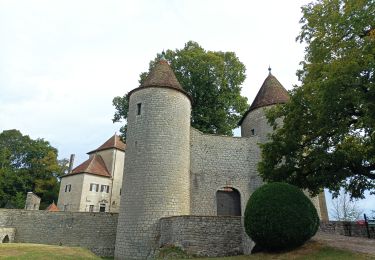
[313, 232, 375, 255]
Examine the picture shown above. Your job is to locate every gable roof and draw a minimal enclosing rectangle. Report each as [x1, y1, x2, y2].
[128, 59, 192, 102]
[46, 202, 59, 212]
[88, 134, 125, 154]
[63, 154, 111, 178]
[239, 73, 289, 125]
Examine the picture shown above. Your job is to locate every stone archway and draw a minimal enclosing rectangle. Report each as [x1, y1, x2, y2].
[216, 187, 241, 216]
[2, 235, 9, 243]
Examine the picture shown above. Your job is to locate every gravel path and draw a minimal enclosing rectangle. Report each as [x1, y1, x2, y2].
[313, 232, 375, 255]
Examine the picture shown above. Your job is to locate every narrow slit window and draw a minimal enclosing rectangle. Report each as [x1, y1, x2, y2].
[137, 103, 142, 115]
[251, 129, 255, 135]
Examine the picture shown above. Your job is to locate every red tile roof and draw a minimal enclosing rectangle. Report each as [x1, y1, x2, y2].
[88, 134, 125, 154]
[128, 59, 192, 102]
[63, 154, 111, 178]
[239, 73, 289, 125]
[46, 202, 59, 212]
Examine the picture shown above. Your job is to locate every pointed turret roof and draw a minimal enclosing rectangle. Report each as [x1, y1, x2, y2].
[128, 59, 192, 102]
[46, 202, 59, 212]
[87, 134, 125, 154]
[63, 154, 111, 178]
[142, 60, 183, 89]
[239, 72, 289, 125]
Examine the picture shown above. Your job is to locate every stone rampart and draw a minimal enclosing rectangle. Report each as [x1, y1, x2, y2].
[0, 209, 118, 257]
[159, 215, 244, 257]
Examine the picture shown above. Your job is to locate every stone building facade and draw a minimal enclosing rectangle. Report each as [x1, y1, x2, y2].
[57, 135, 125, 213]
[114, 60, 329, 259]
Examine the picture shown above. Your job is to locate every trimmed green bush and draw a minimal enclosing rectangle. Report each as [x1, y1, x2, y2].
[244, 182, 319, 251]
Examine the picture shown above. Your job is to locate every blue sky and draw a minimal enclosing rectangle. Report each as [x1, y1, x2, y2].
[0, 0, 373, 218]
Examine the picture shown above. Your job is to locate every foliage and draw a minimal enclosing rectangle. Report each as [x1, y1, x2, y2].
[157, 245, 193, 259]
[330, 190, 363, 221]
[258, 0, 375, 199]
[113, 41, 248, 140]
[0, 129, 61, 209]
[244, 182, 319, 251]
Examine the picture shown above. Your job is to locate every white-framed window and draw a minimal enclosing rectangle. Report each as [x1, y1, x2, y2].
[89, 183, 99, 192]
[100, 185, 109, 193]
[89, 205, 94, 212]
[65, 184, 71, 192]
[99, 204, 106, 212]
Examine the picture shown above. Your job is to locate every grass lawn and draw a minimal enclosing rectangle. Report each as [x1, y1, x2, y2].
[0, 240, 374, 259]
[0, 243, 102, 259]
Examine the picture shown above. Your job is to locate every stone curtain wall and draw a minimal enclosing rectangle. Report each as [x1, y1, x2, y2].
[190, 128, 263, 216]
[0, 209, 118, 257]
[320, 221, 375, 239]
[160, 216, 244, 257]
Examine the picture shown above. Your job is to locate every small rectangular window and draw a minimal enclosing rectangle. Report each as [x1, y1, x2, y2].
[90, 183, 99, 192]
[65, 184, 71, 192]
[251, 129, 255, 135]
[120, 188, 122, 195]
[89, 205, 94, 212]
[101, 185, 110, 193]
[99, 204, 106, 212]
[137, 103, 142, 115]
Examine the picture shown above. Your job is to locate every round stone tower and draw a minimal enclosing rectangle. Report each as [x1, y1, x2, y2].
[239, 69, 289, 142]
[115, 60, 191, 259]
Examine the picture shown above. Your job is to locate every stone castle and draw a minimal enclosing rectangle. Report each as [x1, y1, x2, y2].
[114, 59, 328, 259]
[0, 58, 329, 259]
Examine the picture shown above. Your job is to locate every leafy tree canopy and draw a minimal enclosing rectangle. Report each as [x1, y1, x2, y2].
[0, 129, 62, 209]
[113, 41, 248, 138]
[259, 0, 375, 199]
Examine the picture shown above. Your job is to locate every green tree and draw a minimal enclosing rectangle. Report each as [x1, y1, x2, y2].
[113, 41, 248, 138]
[0, 129, 61, 208]
[259, 0, 375, 199]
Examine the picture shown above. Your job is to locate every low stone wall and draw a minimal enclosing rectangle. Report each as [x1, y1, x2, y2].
[0, 209, 118, 257]
[159, 215, 245, 257]
[320, 221, 375, 239]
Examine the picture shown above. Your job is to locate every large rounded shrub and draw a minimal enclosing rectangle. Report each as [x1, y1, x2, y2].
[244, 182, 319, 251]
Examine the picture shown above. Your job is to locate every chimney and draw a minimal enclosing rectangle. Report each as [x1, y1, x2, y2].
[68, 154, 75, 173]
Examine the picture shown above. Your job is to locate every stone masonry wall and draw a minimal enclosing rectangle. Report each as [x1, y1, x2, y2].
[0, 209, 118, 257]
[0, 228, 15, 243]
[320, 221, 375, 239]
[24, 192, 41, 210]
[159, 216, 244, 257]
[190, 128, 263, 216]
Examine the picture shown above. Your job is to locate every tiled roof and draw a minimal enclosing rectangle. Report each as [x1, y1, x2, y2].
[63, 154, 111, 178]
[88, 134, 125, 154]
[46, 202, 59, 212]
[128, 59, 192, 102]
[239, 73, 289, 125]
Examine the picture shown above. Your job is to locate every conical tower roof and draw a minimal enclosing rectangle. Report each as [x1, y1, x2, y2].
[46, 202, 59, 212]
[128, 59, 192, 102]
[239, 72, 289, 125]
[141, 60, 183, 89]
[88, 134, 125, 154]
